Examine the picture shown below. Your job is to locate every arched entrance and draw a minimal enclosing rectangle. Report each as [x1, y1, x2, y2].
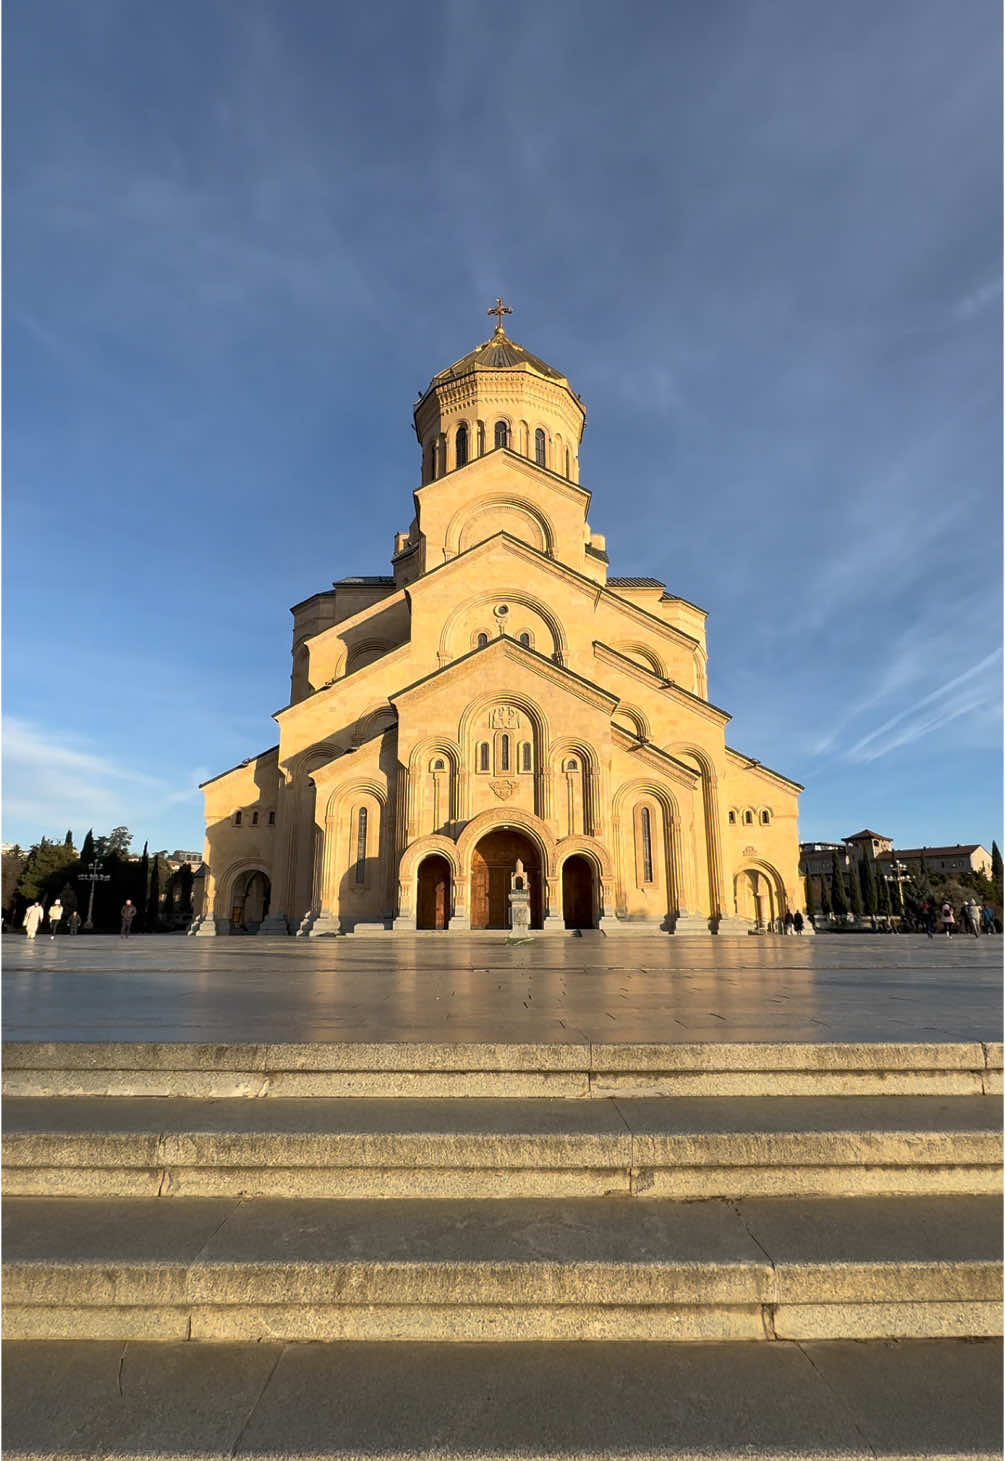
[471, 829, 542, 929]
[734, 866, 783, 930]
[230, 870, 271, 933]
[562, 855, 596, 929]
[416, 854, 452, 930]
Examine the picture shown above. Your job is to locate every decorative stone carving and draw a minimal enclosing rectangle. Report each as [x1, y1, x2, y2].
[489, 705, 520, 729]
[490, 778, 518, 801]
[743, 845, 756, 857]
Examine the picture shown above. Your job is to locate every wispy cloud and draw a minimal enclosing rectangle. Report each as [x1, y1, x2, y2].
[954, 276, 1002, 320]
[2, 717, 200, 844]
[844, 650, 1002, 763]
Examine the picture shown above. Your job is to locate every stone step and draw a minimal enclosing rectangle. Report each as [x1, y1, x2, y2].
[3, 1194, 1001, 1343]
[4, 1094, 1001, 1199]
[3, 1337, 1001, 1458]
[5, 1038, 1002, 1098]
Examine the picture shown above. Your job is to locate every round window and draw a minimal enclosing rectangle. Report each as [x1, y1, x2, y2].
[494, 604, 509, 618]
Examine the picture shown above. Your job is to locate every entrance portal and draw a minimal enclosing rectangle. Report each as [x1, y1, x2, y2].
[416, 854, 451, 930]
[562, 855, 595, 929]
[470, 829, 542, 929]
[230, 870, 271, 933]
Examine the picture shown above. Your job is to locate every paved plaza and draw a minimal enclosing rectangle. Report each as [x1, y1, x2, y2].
[2, 932, 1000, 1044]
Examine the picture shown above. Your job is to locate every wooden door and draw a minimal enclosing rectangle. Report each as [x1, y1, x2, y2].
[562, 856, 594, 929]
[417, 856, 451, 931]
[470, 831, 541, 929]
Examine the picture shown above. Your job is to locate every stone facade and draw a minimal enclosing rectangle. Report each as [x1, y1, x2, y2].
[194, 312, 803, 936]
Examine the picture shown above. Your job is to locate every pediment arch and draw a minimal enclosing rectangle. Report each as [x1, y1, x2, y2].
[438, 590, 568, 665]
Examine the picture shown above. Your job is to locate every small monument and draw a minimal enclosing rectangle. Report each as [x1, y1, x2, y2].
[508, 859, 532, 933]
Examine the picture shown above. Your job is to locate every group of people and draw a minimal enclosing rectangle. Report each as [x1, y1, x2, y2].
[20, 899, 137, 939]
[920, 899, 997, 938]
[781, 910, 806, 934]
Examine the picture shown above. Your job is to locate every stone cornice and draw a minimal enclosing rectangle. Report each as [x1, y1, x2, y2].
[199, 745, 279, 790]
[593, 643, 731, 724]
[725, 746, 804, 792]
[390, 635, 619, 715]
[301, 588, 408, 650]
[272, 643, 412, 723]
[610, 726, 700, 789]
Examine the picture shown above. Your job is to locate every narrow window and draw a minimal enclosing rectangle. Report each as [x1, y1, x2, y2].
[521, 742, 532, 772]
[519, 632, 530, 647]
[565, 447, 570, 478]
[355, 808, 368, 883]
[744, 810, 753, 825]
[476, 632, 488, 648]
[268, 811, 276, 826]
[500, 734, 510, 771]
[760, 810, 770, 825]
[728, 811, 736, 825]
[251, 811, 259, 826]
[494, 420, 509, 449]
[535, 427, 546, 466]
[640, 807, 654, 884]
[479, 742, 490, 772]
[234, 811, 242, 827]
[456, 424, 468, 467]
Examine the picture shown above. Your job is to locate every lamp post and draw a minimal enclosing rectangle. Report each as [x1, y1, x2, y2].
[78, 860, 111, 931]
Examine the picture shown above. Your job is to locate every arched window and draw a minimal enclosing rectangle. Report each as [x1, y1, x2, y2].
[455, 424, 468, 468]
[478, 742, 490, 772]
[519, 632, 531, 648]
[565, 447, 570, 478]
[500, 734, 510, 771]
[355, 808, 368, 883]
[728, 811, 736, 825]
[535, 428, 546, 466]
[640, 806, 654, 884]
[268, 811, 276, 826]
[744, 810, 754, 825]
[520, 742, 532, 772]
[251, 811, 259, 826]
[566, 759, 578, 771]
[760, 810, 771, 825]
[433, 759, 445, 771]
[476, 632, 489, 648]
[234, 811, 242, 827]
[494, 420, 509, 449]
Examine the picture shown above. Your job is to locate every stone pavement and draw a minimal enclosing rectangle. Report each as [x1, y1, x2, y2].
[2, 932, 1001, 1044]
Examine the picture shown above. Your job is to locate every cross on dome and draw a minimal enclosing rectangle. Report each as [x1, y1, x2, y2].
[487, 297, 513, 336]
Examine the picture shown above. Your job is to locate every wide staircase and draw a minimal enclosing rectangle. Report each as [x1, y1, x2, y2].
[3, 1038, 1002, 1458]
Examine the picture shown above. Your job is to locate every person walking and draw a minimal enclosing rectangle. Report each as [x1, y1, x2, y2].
[965, 899, 980, 937]
[120, 900, 136, 938]
[941, 901, 955, 937]
[68, 910, 81, 935]
[793, 910, 804, 935]
[981, 904, 996, 935]
[22, 901, 44, 940]
[784, 910, 794, 935]
[47, 899, 63, 939]
[920, 901, 935, 938]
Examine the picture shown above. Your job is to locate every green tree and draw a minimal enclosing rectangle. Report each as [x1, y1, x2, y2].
[803, 874, 816, 917]
[17, 839, 78, 905]
[64, 829, 74, 849]
[107, 826, 133, 857]
[2, 845, 27, 918]
[992, 842, 1003, 899]
[819, 870, 832, 915]
[830, 852, 850, 916]
[848, 860, 863, 917]
[79, 829, 96, 868]
[859, 858, 879, 916]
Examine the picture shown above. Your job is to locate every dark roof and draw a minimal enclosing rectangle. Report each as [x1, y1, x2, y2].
[892, 845, 984, 860]
[608, 576, 664, 588]
[337, 576, 395, 586]
[843, 828, 891, 842]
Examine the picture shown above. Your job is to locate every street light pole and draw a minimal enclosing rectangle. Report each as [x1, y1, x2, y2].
[78, 860, 111, 931]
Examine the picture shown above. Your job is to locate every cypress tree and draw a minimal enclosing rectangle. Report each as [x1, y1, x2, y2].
[146, 855, 161, 932]
[804, 874, 816, 917]
[992, 841, 1003, 891]
[849, 861, 863, 917]
[64, 829, 74, 849]
[860, 858, 879, 915]
[80, 829, 95, 868]
[877, 875, 891, 915]
[820, 871, 832, 915]
[830, 851, 850, 916]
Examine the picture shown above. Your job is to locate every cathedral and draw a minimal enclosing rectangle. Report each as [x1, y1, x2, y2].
[194, 303, 803, 937]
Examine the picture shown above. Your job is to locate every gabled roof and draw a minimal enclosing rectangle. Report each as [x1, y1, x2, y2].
[608, 576, 664, 588]
[843, 828, 891, 843]
[389, 632, 619, 714]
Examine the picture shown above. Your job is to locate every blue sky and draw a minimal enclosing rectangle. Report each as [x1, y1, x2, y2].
[4, 0, 1001, 857]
